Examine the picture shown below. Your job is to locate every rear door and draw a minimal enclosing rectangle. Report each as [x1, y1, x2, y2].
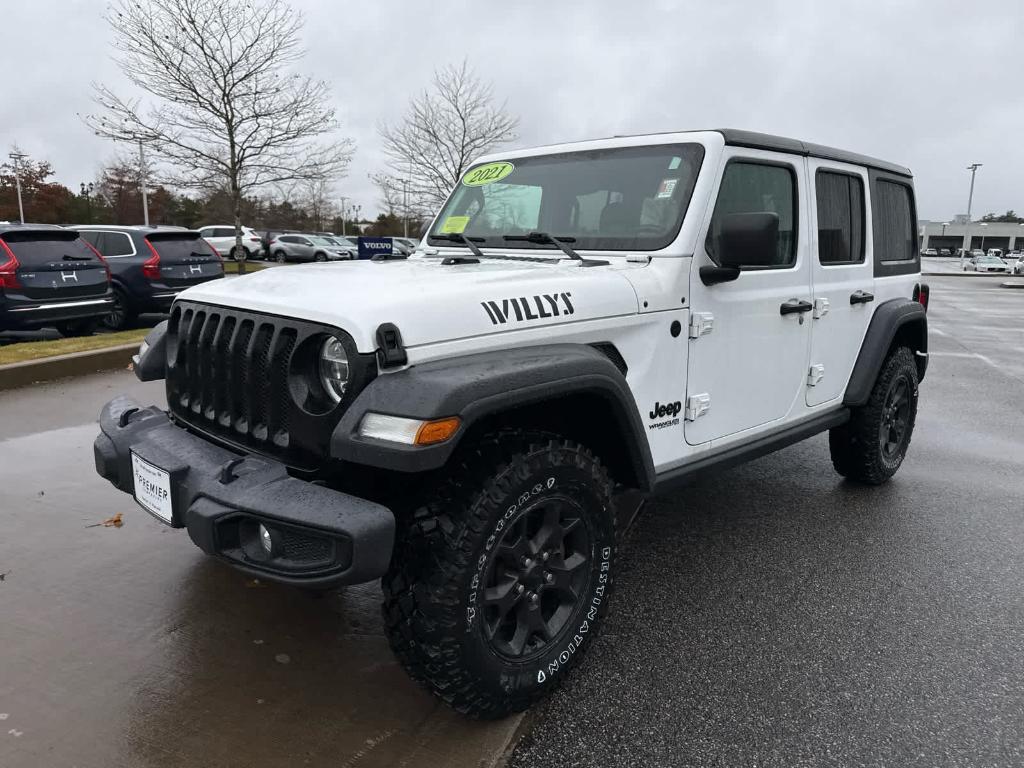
[806, 161, 874, 406]
[1, 230, 109, 302]
[145, 232, 223, 287]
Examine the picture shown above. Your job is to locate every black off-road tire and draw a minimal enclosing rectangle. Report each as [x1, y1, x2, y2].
[55, 318, 98, 337]
[830, 346, 919, 484]
[382, 430, 616, 719]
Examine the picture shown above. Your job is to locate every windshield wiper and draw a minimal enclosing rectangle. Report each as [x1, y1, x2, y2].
[502, 232, 607, 267]
[432, 232, 486, 260]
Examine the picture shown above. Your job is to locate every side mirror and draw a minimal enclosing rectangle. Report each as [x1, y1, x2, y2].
[717, 212, 779, 269]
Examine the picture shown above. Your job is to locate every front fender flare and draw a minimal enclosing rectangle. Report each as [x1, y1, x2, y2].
[330, 344, 655, 490]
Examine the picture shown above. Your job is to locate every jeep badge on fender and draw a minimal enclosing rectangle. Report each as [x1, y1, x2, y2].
[650, 401, 682, 420]
[93, 129, 927, 720]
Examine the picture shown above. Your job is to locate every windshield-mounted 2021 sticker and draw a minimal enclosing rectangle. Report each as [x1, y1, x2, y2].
[440, 216, 470, 234]
[462, 161, 514, 187]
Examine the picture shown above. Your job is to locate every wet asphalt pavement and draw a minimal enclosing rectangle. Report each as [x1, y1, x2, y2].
[0, 379, 518, 767]
[511, 276, 1024, 767]
[0, 274, 1021, 768]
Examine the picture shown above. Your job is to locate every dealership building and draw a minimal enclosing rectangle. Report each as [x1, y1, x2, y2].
[919, 220, 1024, 253]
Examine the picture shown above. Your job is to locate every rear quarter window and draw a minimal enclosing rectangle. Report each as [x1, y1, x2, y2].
[870, 173, 919, 277]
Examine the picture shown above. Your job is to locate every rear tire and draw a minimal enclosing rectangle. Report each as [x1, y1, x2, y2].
[274, 250, 287, 263]
[230, 246, 246, 261]
[314, 251, 327, 262]
[102, 287, 136, 331]
[382, 430, 616, 719]
[830, 346, 919, 484]
[55, 318, 98, 337]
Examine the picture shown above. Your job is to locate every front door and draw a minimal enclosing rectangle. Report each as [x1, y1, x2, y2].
[685, 150, 813, 445]
[806, 160, 875, 406]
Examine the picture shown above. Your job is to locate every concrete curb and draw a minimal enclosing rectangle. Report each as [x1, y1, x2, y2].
[1000, 282, 1024, 289]
[0, 343, 137, 392]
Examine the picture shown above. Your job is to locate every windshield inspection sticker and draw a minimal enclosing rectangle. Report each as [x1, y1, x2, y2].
[440, 216, 470, 234]
[462, 161, 515, 186]
[656, 178, 678, 199]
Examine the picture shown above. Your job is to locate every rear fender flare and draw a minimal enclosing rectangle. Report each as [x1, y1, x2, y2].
[844, 298, 927, 407]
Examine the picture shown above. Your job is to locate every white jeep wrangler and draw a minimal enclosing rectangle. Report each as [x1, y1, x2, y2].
[94, 129, 929, 718]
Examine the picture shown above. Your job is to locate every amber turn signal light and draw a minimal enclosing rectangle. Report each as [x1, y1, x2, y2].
[415, 417, 461, 445]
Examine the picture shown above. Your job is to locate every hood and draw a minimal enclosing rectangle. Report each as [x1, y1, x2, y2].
[180, 256, 640, 351]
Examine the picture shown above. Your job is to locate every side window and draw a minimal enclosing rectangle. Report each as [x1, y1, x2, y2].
[101, 232, 134, 257]
[280, 236, 295, 244]
[706, 161, 797, 268]
[79, 231, 101, 248]
[874, 180, 916, 262]
[213, 227, 234, 238]
[815, 171, 865, 265]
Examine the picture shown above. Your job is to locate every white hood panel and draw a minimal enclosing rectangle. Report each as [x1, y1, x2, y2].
[180, 257, 640, 351]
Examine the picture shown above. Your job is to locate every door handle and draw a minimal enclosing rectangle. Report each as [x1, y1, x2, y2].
[779, 298, 813, 315]
[849, 290, 875, 305]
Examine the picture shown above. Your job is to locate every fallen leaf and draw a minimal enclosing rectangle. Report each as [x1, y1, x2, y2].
[86, 513, 123, 529]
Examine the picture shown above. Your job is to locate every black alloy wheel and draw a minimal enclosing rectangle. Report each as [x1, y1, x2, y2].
[880, 373, 912, 460]
[481, 496, 591, 660]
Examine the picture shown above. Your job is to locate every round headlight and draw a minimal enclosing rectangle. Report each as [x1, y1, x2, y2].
[318, 337, 350, 403]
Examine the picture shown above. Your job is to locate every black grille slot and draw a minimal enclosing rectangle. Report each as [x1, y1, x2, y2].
[165, 301, 373, 470]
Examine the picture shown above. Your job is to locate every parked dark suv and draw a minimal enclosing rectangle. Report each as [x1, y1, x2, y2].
[0, 223, 112, 336]
[73, 226, 224, 330]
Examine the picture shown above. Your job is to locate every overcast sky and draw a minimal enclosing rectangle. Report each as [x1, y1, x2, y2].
[5, 0, 1022, 221]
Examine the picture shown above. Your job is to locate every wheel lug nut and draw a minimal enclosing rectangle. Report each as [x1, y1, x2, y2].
[544, 572, 554, 584]
[541, 552, 549, 562]
[529, 592, 540, 605]
[522, 557, 533, 568]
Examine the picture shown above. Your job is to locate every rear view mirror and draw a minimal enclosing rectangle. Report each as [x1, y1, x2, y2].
[717, 212, 779, 269]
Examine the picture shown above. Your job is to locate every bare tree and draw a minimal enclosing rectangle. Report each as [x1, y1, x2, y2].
[378, 60, 518, 212]
[85, 0, 354, 272]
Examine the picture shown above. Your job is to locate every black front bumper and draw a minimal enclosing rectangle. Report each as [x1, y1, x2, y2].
[94, 396, 394, 588]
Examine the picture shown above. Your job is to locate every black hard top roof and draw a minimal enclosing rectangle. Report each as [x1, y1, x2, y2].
[714, 129, 912, 177]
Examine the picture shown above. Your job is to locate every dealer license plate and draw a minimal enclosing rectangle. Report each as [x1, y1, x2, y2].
[130, 452, 173, 524]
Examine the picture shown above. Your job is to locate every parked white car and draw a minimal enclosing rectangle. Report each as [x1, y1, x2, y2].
[921, 247, 937, 256]
[964, 254, 1009, 273]
[197, 225, 263, 260]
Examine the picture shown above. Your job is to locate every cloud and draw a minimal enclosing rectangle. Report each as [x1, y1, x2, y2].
[4, 0, 1021, 220]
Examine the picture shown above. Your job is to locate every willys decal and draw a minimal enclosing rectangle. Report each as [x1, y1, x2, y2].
[480, 292, 574, 325]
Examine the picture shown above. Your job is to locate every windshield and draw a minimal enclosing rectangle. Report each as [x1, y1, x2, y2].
[308, 236, 334, 246]
[980, 255, 1003, 263]
[429, 143, 705, 252]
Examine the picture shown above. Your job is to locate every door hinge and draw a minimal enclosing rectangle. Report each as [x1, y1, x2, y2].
[807, 364, 825, 387]
[684, 393, 711, 421]
[813, 298, 830, 319]
[689, 312, 714, 339]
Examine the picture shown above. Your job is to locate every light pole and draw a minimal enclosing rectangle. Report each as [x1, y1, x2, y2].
[400, 178, 409, 238]
[8, 151, 27, 224]
[966, 163, 982, 223]
[138, 141, 150, 226]
[352, 204, 361, 235]
[80, 182, 95, 224]
[339, 196, 349, 236]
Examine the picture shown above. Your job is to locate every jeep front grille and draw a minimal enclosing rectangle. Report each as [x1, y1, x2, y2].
[166, 301, 373, 470]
